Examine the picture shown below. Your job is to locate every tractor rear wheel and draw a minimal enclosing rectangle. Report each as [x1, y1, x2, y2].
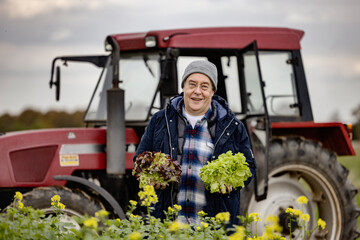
[21, 186, 105, 226]
[240, 136, 360, 240]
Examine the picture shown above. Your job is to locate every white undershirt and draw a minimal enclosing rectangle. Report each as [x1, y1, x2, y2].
[183, 110, 204, 128]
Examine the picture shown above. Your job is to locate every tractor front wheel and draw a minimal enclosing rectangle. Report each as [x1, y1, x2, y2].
[21, 186, 105, 227]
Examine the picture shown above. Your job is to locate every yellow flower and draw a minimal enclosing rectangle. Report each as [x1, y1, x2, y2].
[294, 209, 302, 216]
[265, 215, 279, 224]
[138, 185, 158, 207]
[229, 226, 245, 240]
[264, 215, 283, 234]
[215, 212, 230, 223]
[317, 218, 326, 230]
[168, 206, 175, 213]
[300, 213, 310, 222]
[173, 204, 182, 211]
[130, 213, 140, 219]
[249, 212, 262, 222]
[247, 236, 264, 240]
[128, 231, 142, 240]
[264, 226, 279, 239]
[229, 232, 244, 240]
[83, 217, 98, 229]
[195, 226, 201, 231]
[168, 220, 188, 232]
[168, 220, 181, 232]
[17, 201, 24, 209]
[285, 208, 295, 216]
[95, 209, 109, 218]
[116, 218, 121, 223]
[14, 192, 23, 201]
[297, 196, 308, 205]
[51, 195, 61, 202]
[129, 200, 137, 207]
[57, 203, 66, 210]
[197, 210, 207, 217]
[201, 222, 209, 229]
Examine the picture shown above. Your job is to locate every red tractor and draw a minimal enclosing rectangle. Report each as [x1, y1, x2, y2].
[0, 27, 358, 239]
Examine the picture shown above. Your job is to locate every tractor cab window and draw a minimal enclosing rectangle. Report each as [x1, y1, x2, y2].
[84, 52, 161, 122]
[259, 51, 299, 117]
[221, 56, 241, 113]
[119, 53, 161, 120]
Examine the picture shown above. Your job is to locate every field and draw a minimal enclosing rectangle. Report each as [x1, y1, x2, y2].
[337, 140, 360, 228]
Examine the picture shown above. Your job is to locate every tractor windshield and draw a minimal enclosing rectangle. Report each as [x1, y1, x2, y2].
[84, 52, 161, 123]
[84, 49, 300, 124]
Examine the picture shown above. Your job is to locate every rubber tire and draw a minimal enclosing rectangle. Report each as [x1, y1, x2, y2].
[22, 186, 105, 217]
[240, 136, 360, 240]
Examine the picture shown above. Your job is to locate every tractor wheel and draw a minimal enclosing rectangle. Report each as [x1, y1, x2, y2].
[21, 186, 105, 226]
[240, 136, 360, 240]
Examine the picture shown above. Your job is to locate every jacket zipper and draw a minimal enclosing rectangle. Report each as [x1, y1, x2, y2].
[212, 117, 235, 155]
[164, 108, 173, 159]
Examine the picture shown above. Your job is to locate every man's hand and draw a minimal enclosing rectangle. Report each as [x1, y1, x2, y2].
[154, 182, 167, 190]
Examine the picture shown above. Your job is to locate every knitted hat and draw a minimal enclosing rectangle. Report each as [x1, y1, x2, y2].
[181, 60, 218, 91]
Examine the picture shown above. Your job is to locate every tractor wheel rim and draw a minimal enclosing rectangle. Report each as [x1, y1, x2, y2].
[247, 164, 341, 239]
[42, 207, 82, 230]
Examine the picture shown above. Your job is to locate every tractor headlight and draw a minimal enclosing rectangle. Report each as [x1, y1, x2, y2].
[105, 40, 112, 51]
[145, 36, 157, 48]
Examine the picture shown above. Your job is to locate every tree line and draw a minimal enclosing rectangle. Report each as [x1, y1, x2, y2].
[0, 109, 86, 133]
[351, 105, 360, 140]
[1, 108, 360, 140]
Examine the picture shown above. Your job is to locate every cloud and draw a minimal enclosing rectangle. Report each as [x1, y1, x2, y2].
[0, 42, 102, 75]
[0, 0, 103, 19]
[49, 29, 72, 42]
[287, 12, 330, 24]
[305, 54, 360, 78]
[0, 0, 359, 123]
[354, 62, 360, 75]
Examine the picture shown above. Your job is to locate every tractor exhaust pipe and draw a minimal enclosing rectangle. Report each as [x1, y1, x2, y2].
[105, 36, 125, 175]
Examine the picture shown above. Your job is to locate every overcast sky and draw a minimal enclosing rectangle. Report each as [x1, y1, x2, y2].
[0, 0, 359, 123]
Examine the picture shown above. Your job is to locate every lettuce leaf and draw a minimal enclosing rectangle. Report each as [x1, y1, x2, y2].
[132, 151, 182, 189]
[200, 150, 252, 194]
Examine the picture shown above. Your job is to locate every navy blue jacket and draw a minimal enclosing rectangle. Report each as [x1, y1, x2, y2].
[134, 94, 256, 225]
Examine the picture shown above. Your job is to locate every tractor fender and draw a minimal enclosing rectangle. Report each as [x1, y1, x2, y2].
[272, 121, 355, 156]
[53, 175, 126, 219]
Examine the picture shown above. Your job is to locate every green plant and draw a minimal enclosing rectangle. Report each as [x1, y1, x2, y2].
[200, 150, 252, 194]
[132, 151, 182, 189]
[283, 196, 326, 240]
[0, 189, 328, 239]
[0, 192, 75, 239]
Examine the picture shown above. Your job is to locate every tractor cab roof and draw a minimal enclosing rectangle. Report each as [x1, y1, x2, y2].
[108, 27, 304, 51]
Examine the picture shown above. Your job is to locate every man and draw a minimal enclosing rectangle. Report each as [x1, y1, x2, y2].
[134, 60, 255, 225]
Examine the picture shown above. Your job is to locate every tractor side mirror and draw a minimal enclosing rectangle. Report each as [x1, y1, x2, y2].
[54, 66, 61, 101]
[49, 64, 61, 101]
[160, 58, 178, 97]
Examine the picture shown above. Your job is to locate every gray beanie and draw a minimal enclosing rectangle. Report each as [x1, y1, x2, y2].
[181, 60, 218, 91]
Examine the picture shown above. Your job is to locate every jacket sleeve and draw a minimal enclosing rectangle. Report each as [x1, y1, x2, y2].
[133, 114, 157, 161]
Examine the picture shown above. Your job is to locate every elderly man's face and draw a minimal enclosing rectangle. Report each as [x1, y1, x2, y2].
[183, 73, 214, 116]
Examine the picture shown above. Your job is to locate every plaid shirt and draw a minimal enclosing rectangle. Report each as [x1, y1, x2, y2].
[178, 108, 214, 224]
